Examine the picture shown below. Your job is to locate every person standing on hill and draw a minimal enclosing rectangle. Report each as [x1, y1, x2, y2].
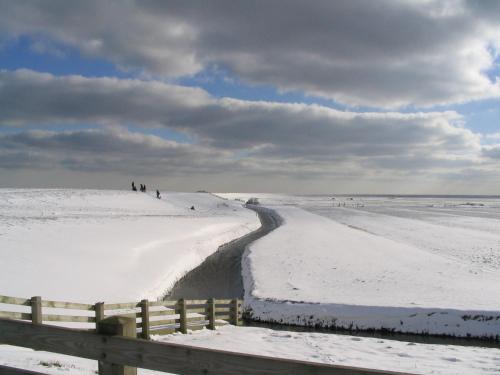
[132, 181, 137, 191]
[156, 190, 161, 199]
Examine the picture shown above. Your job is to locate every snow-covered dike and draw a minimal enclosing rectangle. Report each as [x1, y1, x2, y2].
[219, 194, 500, 338]
[0, 189, 260, 302]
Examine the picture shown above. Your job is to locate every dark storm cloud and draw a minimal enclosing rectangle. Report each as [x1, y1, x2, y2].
[0, 69, 491, 177]
[0, 1, 499, 107]
[483, 145, 500, 160]
[0, 127, 237, 175]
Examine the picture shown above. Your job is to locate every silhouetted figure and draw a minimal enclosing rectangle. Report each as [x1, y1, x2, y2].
[156, 190, 161, 199]
[143, 184, 147, 193]
[132, 181, 137, 191]
[190, 206, 195, 210]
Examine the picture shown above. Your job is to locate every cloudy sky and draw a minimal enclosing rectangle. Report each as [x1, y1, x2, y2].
[1, 0, 499, 194]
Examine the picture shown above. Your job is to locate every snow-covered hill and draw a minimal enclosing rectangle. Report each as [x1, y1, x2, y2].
[0, 189, 260, 302]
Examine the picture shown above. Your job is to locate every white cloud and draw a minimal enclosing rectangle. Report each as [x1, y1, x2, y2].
[484, 132, 500, 141]
[1, 69, 496, 189]
[482, 144, 500, 160]
[1, 1, 500, 107]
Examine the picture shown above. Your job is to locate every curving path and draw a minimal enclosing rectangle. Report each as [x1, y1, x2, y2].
[165, 205, 282, 300]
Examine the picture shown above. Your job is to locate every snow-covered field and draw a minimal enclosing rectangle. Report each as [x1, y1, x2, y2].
[220, 194, 500, 338]
[0, 189, 260, 302]
[1, 325, 500, 375]
[1, 189, 500, 374]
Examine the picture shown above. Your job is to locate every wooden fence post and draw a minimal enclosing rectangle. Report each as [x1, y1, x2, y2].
[231, 298, 240, 326]
[208, 298, 216, 330]
[178, 299, 187, 334]
[94, 302, 104, 327]
[97, 316, 137, 375]
[140, 299, 149, 340]
[30, 296, 42, 325]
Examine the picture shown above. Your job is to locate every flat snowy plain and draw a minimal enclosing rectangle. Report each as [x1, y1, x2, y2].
[220, 194, 500, 338]
[1, 189, 500, 374]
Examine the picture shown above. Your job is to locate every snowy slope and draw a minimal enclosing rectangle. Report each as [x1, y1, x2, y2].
[219, 193, 500, 337]
[0, 189, 260, 302]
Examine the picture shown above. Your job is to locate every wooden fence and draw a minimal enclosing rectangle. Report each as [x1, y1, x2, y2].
[0, 294, 242, 338]
[0, 317, 413, 375]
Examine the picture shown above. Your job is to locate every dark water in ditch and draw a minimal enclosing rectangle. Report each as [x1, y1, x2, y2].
[165, 204, 499, 349]
[166, 205, 282, 299]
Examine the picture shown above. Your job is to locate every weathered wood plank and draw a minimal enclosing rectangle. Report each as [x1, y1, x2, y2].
[214, 307, 230, 313]
[187, 316, 206, 323]
[147, 309, 176, 317]
[42, 300, 94, 311]
[0, 318, 412, 375]
[140, 299, 150, 340]
[215, 314, 231, 320]
[232, 299, 240, 326]
[42, 314, 96, 323]
[214, 299, 232, 304]
[185, 299, 209, 306]
[0, 311, 32, 320]
[0, 295, 31, 306]
[208, 298, 216, 330]
[30, 297, 42, 325]
[149, 319, 176, 327]
[186, 307, 207, 314]
[149, 300, 176, 307]
[178, 299, 187, 334]
[104, 302, 139, 310]
[96, 316, 137, 375]
[95, 302, 105, 324]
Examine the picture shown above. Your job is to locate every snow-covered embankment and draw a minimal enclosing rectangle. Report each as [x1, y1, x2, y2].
[240, 204, 500, 338]
[0, 189, 260, 302]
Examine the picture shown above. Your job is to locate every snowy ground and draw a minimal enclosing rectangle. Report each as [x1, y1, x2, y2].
[0, 189, 260, 302]
[1, 325, 500, 374]
[2, 190, 500, 374]
[219, 194, 500, 338]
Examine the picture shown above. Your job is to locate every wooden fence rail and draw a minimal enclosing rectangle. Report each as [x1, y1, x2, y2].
[0, 318, 413, 375]
[0, 294, 242, 338]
